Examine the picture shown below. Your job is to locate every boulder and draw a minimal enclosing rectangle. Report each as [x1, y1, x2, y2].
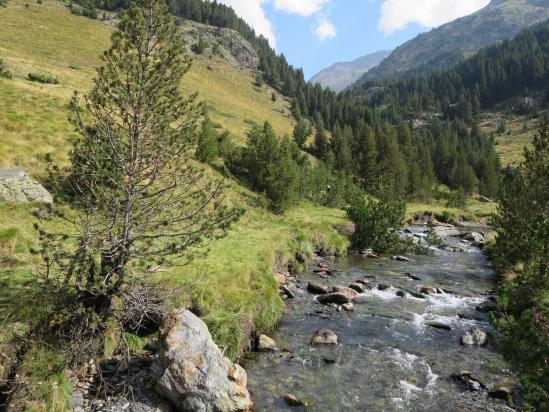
[460, 327, 487, 346]
[283, 394, 307, 407]
[348, 283, 365, 293]
[257, 335, 278, 352]
[0, 169, 53, 204]
[152, 309, 252, 412]
[362, 249, 380, 258]
[310, 328, 338, 345]
[377, 283, 390, 291]
[476, 300, 498, 313]
[396, 290, 407, 298]
[317, 292, 351, 305]
[307, 282, 329, 295]
[391, 256, 410, 262]
[332, 286, 359, 300]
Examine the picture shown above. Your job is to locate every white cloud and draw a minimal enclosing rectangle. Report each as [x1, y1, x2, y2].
[216, 0, 277, 47]
[274, 0, 330, 16]
[314, 17, 337, 41]
[378, 0, 491, 34]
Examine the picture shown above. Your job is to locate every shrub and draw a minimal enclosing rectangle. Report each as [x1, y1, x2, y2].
[346, 182, 406, 253]
[27, 72, 59, 84]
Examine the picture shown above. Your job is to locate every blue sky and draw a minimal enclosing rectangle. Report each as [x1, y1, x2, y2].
[217, 0, 491, 79]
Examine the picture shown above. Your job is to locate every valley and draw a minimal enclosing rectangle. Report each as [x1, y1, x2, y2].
[0, 0, 547, 411]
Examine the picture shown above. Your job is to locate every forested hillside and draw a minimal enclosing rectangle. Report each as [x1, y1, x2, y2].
[350, 20, 549, 122]
[357, 0, 549, 83]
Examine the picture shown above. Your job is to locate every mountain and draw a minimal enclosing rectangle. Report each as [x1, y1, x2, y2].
[309, 50, 391, 92]
[356, 0, 549, 84]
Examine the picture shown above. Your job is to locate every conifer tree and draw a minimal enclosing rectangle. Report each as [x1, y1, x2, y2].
[41, 0, 240, 313]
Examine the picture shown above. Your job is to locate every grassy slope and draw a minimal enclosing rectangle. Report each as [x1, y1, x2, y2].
[0, 2, 344, 409]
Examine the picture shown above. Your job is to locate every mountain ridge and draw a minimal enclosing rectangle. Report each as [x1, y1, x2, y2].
[309, 50, 391, 92]
[355, 0, 549, 85]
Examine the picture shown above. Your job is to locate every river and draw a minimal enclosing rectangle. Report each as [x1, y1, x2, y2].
[244, 226, 519, 411]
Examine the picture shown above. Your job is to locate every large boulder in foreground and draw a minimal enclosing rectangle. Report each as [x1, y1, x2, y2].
[0, 169, 52, 204]
[152, 309, 252, 411]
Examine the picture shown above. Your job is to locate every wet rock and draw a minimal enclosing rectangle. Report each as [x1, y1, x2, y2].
[332, 286, 359, 300]
[295, 252, 306, 264]
[405, 272, 422, 281]
[391, 255, 410, 262]
[396, 290, 407, 298]
[257, 335, 278, 352]
[460, 327, 487, 346]
[282, 285, 295, 299]
[273, 272, 286, 287]
[362, 249, 380, 258]
[488, 386, 513, 400]
[377, 283, 390, 291]
[426, 321, 452, 330]
[317, 292, 351, 305]
[307, 282, 329, 295]
[310, 328, 338, 345]
[152, 309, 252, 412]
[463, 232, 485, 243]
[348, 283, 365, 293]
[451, 371, 486, 391]
[476, 300, 498, 313]
[341, 303, 354, 312]
[283, 394, 307, 407]
[420, 285, 436, 295]
[440, 244, 465, 253]
[323, 356, 337, 364]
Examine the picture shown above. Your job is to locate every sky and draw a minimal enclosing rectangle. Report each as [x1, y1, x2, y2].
[216, 0, 491, 79]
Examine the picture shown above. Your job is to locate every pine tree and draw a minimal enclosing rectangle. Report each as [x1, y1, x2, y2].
[41, 0, 240, 315]
[293, 118, 311, 149]
[195, 116, 219, 163]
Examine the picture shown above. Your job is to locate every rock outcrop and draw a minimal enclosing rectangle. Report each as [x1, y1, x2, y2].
[460, 327, 488, 346]
[152, 309, 253, 412]
[0, 169, 52, 204]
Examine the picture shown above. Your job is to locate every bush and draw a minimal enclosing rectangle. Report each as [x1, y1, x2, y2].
[27, 72, 59, 84]
[0, 58, 11, 79]
[346, 182, 406, 253]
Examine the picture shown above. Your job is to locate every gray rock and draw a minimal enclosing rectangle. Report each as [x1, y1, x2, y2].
[463, 232, 485, 243]
[332, 286, 359, 300]
[460, 327, 487, 346]
[152, 309, 252, 412]
[391, 255, 410, 262]
[377, 283, 390, 291]
[405, 272, 422, 281]
[0, 169, 52, 204]
[257, 335, 278, 352]
[488, 386, 513, 400]
[451, 371, 486, 391]
[310, 328, 338, 345]
[307, 282, 329, 295]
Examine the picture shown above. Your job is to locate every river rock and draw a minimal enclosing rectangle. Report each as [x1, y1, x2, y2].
[488, 386, 513, 400]
[420, 285, 436, 295]
[405, 272, 422, 281]
[440, 244, 465, 253]
[332, 286, 359, 300]
[283, 394, 307, 407]
[348, 283, 365, 293]
[273, 272, 286, 287]
[451, 371, 486, 391]
[396, 290, 407, 298]
[362, 249, 380, 258]
[460, 327, 487, 346]
[152, 309, 252, 411]
[307, 282, 329, 295]
[341, 303, 354, 312]
[426, 321, 452, 330]
[464, 232, 485, 243]
[476, 300, 498, 313]
[310, 328, 338, 345]
[377, 283, 390, 291]
[391, 255, 410, 262]
[317, 292, 351, 305]
[257, 335, 278, 352]
[0, 169, 53, 204]
[282, 285, 295, 299]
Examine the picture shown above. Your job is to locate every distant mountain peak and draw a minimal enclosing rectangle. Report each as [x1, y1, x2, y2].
[310, 50, 391, 92]
[354, 0, 549, 86]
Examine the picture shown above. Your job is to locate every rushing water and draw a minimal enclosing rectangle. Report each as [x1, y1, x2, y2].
[244, 226, 519, 411]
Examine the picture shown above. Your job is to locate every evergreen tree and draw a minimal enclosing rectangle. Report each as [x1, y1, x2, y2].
[195, 116, 219, 163]
[292, 118, 311, 149]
